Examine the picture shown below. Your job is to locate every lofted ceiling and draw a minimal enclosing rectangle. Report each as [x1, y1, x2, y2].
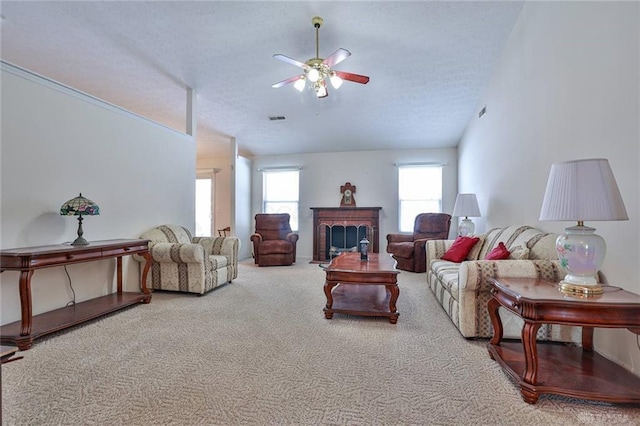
[0, 1, 523, 158]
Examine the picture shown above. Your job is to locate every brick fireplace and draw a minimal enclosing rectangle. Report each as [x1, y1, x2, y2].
[310, 207, 382, 263]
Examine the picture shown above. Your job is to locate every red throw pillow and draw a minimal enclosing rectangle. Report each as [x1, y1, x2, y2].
[441, 236, 480, 262]
[485, 242, 511, 260]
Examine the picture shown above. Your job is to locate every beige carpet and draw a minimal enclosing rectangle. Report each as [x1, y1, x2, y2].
[2, 260, 639, 425]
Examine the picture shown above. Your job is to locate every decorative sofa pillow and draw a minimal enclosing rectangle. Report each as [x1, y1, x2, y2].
[509, 244, 530, 260]
[442, 236, 481, 262]
[485, 242, 510, 260]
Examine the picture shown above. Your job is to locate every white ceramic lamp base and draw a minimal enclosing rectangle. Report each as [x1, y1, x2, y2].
[458, 218, 475, 237]
[556, 224, 605, 295]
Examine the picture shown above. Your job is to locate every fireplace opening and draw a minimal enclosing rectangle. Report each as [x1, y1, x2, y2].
[324, 225, 369, 259]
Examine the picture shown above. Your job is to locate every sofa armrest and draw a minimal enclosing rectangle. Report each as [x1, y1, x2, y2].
[250, 233, 263, 244]
[455, 259, 573, 340]
[285, 232, 299, 243]
[387, 233, 414, 244]
[425, 239, 456, 267]
[409, 238, 433, 273]
[148, 242, 206, 264]
[192, 236, 240, 260]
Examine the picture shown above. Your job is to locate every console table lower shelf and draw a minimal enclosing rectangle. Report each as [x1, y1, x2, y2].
[0, 293, 148, 350]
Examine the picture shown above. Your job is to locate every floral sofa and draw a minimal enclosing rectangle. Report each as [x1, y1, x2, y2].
[426, 225, 580, 341]
[135, 224, 240, 295]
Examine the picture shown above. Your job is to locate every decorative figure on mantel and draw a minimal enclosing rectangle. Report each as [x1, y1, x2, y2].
[340, 182, 357, 207]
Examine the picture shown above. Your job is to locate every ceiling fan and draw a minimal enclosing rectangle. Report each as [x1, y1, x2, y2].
[272, 16, 370, 98]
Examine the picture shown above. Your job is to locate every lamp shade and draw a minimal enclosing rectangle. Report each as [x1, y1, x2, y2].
[60, 193, 100, 216]
[452, 194, 481, 218]
[539, 159, 628, 222]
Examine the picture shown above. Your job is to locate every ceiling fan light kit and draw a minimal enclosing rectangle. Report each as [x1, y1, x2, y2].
[272, 16, 369, 98]
[330, 73, 343, 89]
[294, 77, 306, 92]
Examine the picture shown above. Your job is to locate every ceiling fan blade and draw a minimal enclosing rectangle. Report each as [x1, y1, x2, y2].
[334, 71, 370, 85]
[272, 75, 301, 88]
[323, 48, 351, 67]
[273, 54, 309, 69]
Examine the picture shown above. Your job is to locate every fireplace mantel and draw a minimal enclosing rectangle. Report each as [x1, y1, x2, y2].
[310, 207, 382, 263]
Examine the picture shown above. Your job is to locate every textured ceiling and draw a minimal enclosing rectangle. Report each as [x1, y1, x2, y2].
[0, 1, 523, 158]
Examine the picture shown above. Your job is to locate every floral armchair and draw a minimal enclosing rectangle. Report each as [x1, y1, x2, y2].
[135, 224, 239, 295]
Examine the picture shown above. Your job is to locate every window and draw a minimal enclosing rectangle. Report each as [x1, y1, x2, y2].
[195, 175, 213, 237]
[263, 169, 300, 231]
[398, 165, 443, 232]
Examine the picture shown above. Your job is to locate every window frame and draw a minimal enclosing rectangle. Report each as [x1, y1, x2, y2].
[262, 168, 300, 231]
[397, 165, 443, 233]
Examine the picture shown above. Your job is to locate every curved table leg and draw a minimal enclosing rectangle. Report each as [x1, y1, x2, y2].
[387, 284, 400, 324]
[140, 252, 153, 303]
[323, 281, 338, 319]
[487, 296, 503, 347]
[521, 321, 541, 404]
[19, 270, 34, 337]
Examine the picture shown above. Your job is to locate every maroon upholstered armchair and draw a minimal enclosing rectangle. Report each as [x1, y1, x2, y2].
[386, 213, 451, 272]
[251, 213, 299, 267]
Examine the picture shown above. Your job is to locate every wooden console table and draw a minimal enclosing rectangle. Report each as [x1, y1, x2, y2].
[0, 239, 152, 350]
[487, 277, 640, 404]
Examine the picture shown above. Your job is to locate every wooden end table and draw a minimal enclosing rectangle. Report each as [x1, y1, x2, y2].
[487, 277, 640, 404]
[323, 252, 400, 323]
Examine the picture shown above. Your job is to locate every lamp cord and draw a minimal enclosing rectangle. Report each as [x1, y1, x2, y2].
[64, 265, 76, 306]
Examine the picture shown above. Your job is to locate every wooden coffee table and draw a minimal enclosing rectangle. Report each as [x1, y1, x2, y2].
[323, 252, 400, 323]
[487, 277, 640, 404]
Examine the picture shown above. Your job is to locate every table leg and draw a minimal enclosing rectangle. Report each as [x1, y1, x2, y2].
[387, 284, 400, 324]
[521, 321, 541, 404]
[18, 270, 34, 337]
[117, 256, 123, 293]
[582, 327, 594, 352]
[487, 296, 503, 346]
[140, 252, 152, 303]
[323, 281, 338, 319]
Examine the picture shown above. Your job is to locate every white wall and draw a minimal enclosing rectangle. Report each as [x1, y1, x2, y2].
[234, 154, 253, 261]
[251, 148, 458, 261]
[459, 2, 639, 374]
[0, 63, 195, 324]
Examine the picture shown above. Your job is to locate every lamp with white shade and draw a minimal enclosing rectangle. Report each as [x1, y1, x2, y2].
[539, 158, 628, 295]
[452, 193, 481, 236]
